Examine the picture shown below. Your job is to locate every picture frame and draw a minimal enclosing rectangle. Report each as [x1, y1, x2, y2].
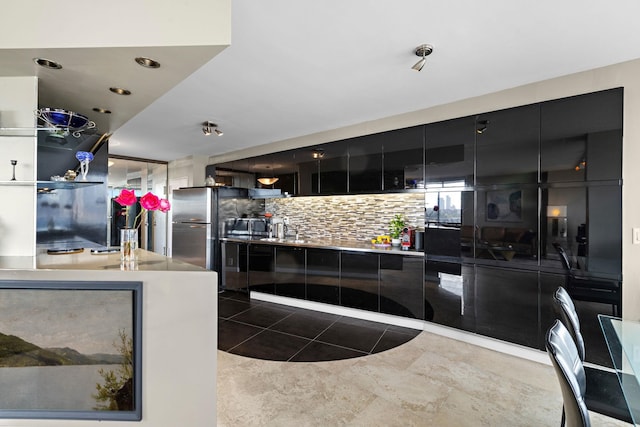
[0, 280, 142, 421]
[486, 189, 522, 222]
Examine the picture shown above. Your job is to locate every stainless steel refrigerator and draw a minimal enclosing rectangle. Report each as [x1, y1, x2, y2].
[171, 187, 249, 276]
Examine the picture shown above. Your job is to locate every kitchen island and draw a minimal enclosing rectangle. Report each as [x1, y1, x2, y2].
[0, 249, 218, 427]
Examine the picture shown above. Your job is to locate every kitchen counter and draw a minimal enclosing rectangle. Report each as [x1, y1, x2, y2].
[0, 249, 206, 271]
[0, 249, 217, 427]
[222, 236, 425, 257]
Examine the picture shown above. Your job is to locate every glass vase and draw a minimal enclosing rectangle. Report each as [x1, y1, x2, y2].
[120, 228, 138, 262]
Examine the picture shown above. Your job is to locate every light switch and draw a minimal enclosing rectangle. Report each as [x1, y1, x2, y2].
[634, 228, 640, 244]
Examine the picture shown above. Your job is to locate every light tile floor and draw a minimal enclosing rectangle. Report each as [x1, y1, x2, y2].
[217, 330, 631, 426]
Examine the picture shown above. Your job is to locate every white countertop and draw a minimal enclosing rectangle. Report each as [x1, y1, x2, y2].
[0, 249, 205, 271]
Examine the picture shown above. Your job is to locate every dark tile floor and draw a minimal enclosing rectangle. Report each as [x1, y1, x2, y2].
[218, 290, 421, 362]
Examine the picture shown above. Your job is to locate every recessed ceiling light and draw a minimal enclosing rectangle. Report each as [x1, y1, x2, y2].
[135, 56, 161, 69]
[109, 87, 131, 95]
[93, 107, 112, 114]
[33, 58, 62, 69]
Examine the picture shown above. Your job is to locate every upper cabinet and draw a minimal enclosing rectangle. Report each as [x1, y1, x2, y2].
[540, 88, 623, 183]
[383, 125, 424, 190]
[475, 104, 540, 186]
[425, 116, 475, 188]
[349, 133, 383, 193]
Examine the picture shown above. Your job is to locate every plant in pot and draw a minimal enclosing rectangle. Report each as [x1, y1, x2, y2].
[389, 214, 406, 246]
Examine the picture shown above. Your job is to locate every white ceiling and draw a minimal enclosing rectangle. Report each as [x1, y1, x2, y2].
[5, 1, 640, 163]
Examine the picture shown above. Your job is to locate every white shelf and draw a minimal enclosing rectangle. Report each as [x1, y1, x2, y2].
[0, 180, 35, 186]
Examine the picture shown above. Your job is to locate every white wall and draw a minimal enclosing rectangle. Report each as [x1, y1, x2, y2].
[207, 58, 640, 320]
[0, 76, 37, 256]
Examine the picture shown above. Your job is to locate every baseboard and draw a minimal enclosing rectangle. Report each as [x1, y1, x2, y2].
[250, 291, 551, 366]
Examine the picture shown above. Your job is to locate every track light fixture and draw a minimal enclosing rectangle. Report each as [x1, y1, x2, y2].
[202, 121, 223, 136]
[411, 44, 434, 71]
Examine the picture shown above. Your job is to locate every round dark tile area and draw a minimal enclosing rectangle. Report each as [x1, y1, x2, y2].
[218, 291, 420, 362]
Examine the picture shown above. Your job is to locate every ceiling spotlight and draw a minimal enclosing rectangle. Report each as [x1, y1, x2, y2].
[110, 87, 132, 95]
[312, 149, 325, 159]
[202, 121, 223, 136]
[411, 44, 433, 72]
[135, 56, 161, 69]
[33, 57, 62, 69]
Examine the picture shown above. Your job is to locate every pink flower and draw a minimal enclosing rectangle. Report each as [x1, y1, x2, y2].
[140, 192, 160, 211]
[115, 189, 137, 207]
[159, 198, 171, 213]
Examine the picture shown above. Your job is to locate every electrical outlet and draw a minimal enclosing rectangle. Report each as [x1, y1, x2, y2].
[634, 228, 640, 245]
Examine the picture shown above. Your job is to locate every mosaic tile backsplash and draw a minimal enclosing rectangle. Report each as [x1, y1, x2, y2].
[264, 193, 425, 241]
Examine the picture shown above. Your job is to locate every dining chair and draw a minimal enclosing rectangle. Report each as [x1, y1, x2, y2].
[553, 286, 633, 424]
[546, 319, 591, 427]
[552, 243, 620, 316]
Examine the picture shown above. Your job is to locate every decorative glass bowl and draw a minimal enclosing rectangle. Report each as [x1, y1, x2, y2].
[36, 108, 96, 137]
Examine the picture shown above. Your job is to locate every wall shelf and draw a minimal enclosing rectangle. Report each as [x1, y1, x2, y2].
[37, 180, 103, 190]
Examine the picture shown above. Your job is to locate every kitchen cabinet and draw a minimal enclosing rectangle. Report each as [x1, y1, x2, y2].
[318, 140, 348, 194]
[379, 254, 424, 319]
[424, 116, 474, 187]
[222, 241, 248, 292]
[306, 248, 340, 304]
[383, 125, 424, 190]
[274, 245, 306, 298]
[348, 134, 382, 193]
[248, 244, 275, 294]
[475, 104, 539, 186]
[340, 251, 379, 311]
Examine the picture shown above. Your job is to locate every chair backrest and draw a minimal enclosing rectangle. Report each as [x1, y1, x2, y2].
[546, 320, 591, 427]
[553, 243, 572, 272]
[553, 286, 586, 361]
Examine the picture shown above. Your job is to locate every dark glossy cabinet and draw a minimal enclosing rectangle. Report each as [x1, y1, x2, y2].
[274, 246, 306, 299]
[340, 251, 379, 311]
[306, 248, 340, 304]
[424, 261, 474, 332]
[248, 244, 275, 294]
[380, 254, 424, 319]
[222, 242, 248, 292]
[476, 104, 540, 186]
[348, 134, 383, 193]
[383, 125, 424, 190]
[424, 117, 475, 187]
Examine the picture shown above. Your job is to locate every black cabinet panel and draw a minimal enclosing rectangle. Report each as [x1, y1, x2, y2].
[306, 248, 340, 304]
[222, 242, 248, 292]
[425, 116, 475, 187]
[424, 261, 475, 332]
[340, 251, 379, 311]
[379, 254, 424, 319]
[275, 246, 306, 299]
[248, 244, 275, 294]
[476, 104, 540, 186]
[383, 125, 424, 190]
[319, 140, 348, 194]
[474, 266, 539, 348]
[540, 88, 623, 183]
[349, 134, 383, 193]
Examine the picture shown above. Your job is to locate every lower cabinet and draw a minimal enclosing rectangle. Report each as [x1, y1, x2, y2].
[380, 254, 424, 319]
[274, 246, 306, 299]
[340, 251, 380, 312]
[248, 244, 275, 294]
[221, 242, 248, 292]
[306, 248, 340, 305]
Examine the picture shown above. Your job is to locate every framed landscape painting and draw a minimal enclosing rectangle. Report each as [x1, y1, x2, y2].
[0, 280, 142, 420]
